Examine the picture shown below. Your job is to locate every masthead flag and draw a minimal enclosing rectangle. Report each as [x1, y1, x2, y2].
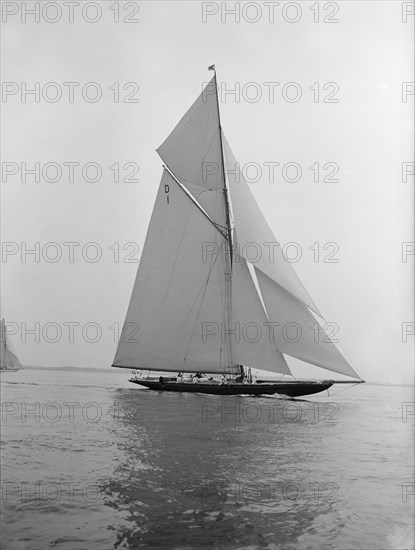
[208, 64, 215, 71]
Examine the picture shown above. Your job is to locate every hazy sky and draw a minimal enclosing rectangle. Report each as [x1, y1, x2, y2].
[2, 1, 413, 383]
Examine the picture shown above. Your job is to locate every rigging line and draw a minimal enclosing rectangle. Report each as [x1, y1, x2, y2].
[199, 118, 220, 168]
[198, 128, 223, 199]
[214, 68, 233, 371]
[200, 85, 215, 164]
[214, 72, 233, 250]
[201, 125, 220, 161]
[193, 187, 223, 194]
[181, 184, 230, 232]
[178, 181, 229, 230]
[327, 382, 361, 396]
[245, 260, 294, 377]
[159, 162, 229, 241]
[220, 131, 236, 235]
[194, 96, 227, 236]
[149, 229, 225, 364]
[173, 177, 223, 193]
[183, 237, 223, 361]
[145, 193, 192, 361]
[197, 77, 222, 188]
[306, 307, 361, 380]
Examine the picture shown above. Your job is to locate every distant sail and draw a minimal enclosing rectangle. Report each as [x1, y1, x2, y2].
[157, 76, 227, 229]
[113, 171, 238, 374]
[231, 253, 291, 375]
[0, 318, 21, 370]
[223, 134, 321, 316]
[255, 269, 360, 378]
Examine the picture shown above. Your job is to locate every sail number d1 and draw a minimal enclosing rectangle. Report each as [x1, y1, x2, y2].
[164, 184, 170, 204]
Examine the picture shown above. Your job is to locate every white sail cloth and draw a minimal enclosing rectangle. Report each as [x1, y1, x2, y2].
[113, 172, 291, 376]
[157, 76, 227, 229]
[113, 171, 238, 374]
[0, 318, 21, 369]
[231, 256, 291, 375]
[223, 135, 321, 316]
[255, 269, 360, 378]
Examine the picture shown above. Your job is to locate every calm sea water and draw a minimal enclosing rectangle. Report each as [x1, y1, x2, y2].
[1, 369, 413, 550]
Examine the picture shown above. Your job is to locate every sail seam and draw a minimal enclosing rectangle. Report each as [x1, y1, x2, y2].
[183, 241, 222, 362]
[145, 191, 193, 361]
[149, 236, 222, 364]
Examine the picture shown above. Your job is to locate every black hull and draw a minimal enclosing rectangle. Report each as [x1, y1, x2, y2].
[129, 379, 334, 397]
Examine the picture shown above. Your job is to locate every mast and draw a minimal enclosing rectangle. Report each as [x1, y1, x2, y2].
[211, 66, 233, 372]
[211, 67, 233, 261]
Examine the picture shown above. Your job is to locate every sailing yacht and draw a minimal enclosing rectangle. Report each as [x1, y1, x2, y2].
[112, 67, 364, 397]
[1, 318, 21, 372]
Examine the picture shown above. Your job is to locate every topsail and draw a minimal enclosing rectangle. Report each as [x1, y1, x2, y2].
[157, 76, 227, 230]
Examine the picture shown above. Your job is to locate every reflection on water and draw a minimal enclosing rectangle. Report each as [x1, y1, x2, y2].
[1, 370, 413, 550]
[105, 386, 413, 550]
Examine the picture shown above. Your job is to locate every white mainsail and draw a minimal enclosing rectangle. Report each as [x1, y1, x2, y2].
[0, 318, 21, 370]
[113, 72, 361, 381]
[113, 171, 238, 374]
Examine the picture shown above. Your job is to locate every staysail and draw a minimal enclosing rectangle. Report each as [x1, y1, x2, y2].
[231, 254, 291, 375]
[113, 71, 361, 381]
